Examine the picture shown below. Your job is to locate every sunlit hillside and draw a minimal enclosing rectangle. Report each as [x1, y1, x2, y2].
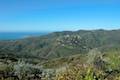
[0, 30, 120, 80]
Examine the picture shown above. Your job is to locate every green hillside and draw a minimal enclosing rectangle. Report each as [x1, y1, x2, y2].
[0, 29, 120, 59]
[0, 29, 120, 80]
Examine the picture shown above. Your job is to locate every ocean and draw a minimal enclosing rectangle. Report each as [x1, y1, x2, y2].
[0, 32, 49, 40]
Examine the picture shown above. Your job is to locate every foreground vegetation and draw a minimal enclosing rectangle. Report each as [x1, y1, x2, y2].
[0, 48, 120, 80]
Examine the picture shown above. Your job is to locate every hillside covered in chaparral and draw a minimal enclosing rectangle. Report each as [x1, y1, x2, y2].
[0, 29, 120, 80]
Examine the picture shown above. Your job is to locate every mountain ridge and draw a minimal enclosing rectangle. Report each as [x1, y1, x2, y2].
[0, 29, 120, 60]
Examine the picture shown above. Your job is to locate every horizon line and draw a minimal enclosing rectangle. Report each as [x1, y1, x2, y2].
[0, 28, 120, 33]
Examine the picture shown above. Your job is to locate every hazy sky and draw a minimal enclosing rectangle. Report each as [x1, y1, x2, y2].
[0, 0, 120, 32]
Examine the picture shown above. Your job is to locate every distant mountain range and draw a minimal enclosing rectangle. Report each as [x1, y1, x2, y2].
[0, 29, 120, 60]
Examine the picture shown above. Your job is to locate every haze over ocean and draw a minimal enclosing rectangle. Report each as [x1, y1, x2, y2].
[0, 32, 49, 40]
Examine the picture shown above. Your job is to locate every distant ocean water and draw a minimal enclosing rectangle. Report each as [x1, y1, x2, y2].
[0, 32, 49, 40]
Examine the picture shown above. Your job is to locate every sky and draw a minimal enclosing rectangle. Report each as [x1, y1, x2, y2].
[0, 0, 120, 32]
